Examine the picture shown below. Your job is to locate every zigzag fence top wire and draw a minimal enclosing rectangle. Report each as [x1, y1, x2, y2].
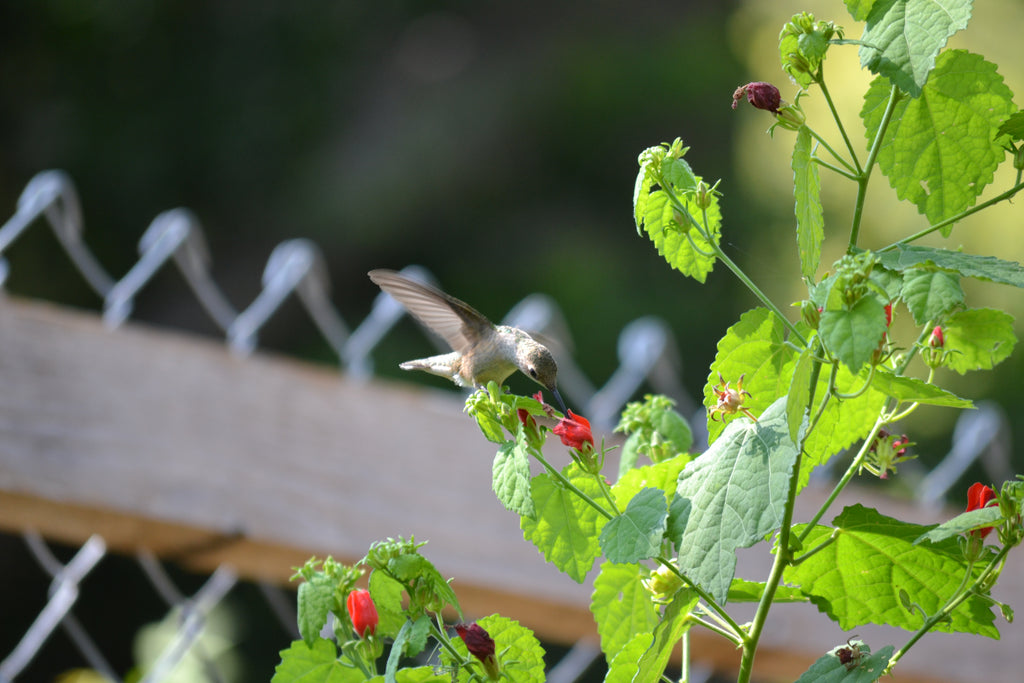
[0, 170, 1012, 682]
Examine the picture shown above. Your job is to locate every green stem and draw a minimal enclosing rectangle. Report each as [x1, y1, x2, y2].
[530, 448, 614, 520]
[877, 179, 1024, 251]
[680, 630, 690, 683]
[663, 186, 808, 347]
[813, 157, 859, 181]
[790, 529, 840, 565]
[656, 556, 745, 640]
[885, 543, 1013, 675]
[849, 85, 900, 251]
[817, 74, 863, 174]
[805, 125, 857, 175]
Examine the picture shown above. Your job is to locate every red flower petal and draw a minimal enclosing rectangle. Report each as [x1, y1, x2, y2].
[966, 482, 998, 539]
[553, 410, 594, 450]
[346, 589, 378, 637]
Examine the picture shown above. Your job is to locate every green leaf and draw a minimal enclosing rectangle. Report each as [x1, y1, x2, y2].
[942, 308, 1017, 373]
[795, 641, 895, 683]
[793, 126, 824, 279]
[800, 364, 887, 491]
[385, 553, 461, 618]
[591, 562, 660, 661]
[845, 0, 879, 21]
[493, 439, 535, 518]
[369, 668, 449, 683]
[666, 494, 690, 550]
[603, 633, 653, 683]
[868, 370, 973, 408]
[521, 466, 605, 582]
[296, 576, 337, 647]
[386, 619, 415, 683]
[915, 506, 1004, 543]
[858, 0, 973, 97]
[786, 504, 999, 637]
[820, 296, 888, 371]
[273, 639, 358, 683]
[612, 454, 690, 509]
[862, 50, 1016, 226]
[728, 578, 808, 603]
[997, 111, 1024, 141]
[676, 398, 799, 602]
[900, 268, 964, 324]
[705, 307, 798, 443]
[876, 245, 1024, 287]
[369, 571, 407, 638]
[634, 589, 699, 683]
[600, 488, 668, 563]
[787, 345, 814, 444]
[637, 186, 722, 283]
[444, 615, 545, 683]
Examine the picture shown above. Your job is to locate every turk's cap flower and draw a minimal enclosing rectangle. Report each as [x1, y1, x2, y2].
[346, 589, 378, 638]
[455, 623, 500, 680]
[732, 82, 781, 113]
[553, 410, 595, 451]
[928, 325, 944, 348]
[966, 482, 998, 539]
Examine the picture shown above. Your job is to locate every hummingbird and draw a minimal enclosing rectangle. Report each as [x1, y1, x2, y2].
[368, 269, 567, 412]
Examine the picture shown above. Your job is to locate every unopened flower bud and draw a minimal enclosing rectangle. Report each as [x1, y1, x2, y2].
[346, 589, 378, 638]
[732, 82, 781, 113]
[455, 623, 500, 680]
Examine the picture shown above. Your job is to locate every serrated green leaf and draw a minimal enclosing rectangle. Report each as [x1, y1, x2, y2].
[591, 562, 660, 661]
[493, 439, 535, 518]
[795, 641, 895, 683]
[900, 268, 964, 324]
[862, 50, 1016, 226]
[521, 466, 605, 583]
[369, 571, 407, 638]
[662, 156, 697, 193]
[794, 126, 824, 279]
[612, 454, 690, 509]
[997, 111, 1024, 141]
[634, 589, 699, 683]
[787, 345, 815, 444]
[600, 488, 668, 564]
[386, 619, 415, 683]
[705, 308, 798, 443]
[845, 0, 879, 21]
[820, 296, 888, 371]
[876, 245, 1024, 287]
[385, 554, 461, 618]
[296, 576, 337, 647]
[633, 146, 663, 233]
[444, 615, 545, 683]
[638, 187, 721, 283]
[676, 399, 799, 603]
[786, 504, 999, 637]
[274, 639, 358, 683]
[800, 364, 887, 491]
[728, 578, 808, 603]
[942, 308, 1017, 373]
[915, 506, 1004, 543]
[369, 667, 449, 683]
[858, 0, 973, 97]
[868, 370, 973, 408]
[603, 633, 653, 683]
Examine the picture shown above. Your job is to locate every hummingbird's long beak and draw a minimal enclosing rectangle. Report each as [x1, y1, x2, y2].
[551, 386, 568, 414]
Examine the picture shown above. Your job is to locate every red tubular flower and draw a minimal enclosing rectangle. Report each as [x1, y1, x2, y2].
[553, 410, 595, 451]
[929, 325, 944, 348]
[346, 589, 378, 638]
[455, 623, 500, 680]
[732, 82, 781, 113]
[966, 482, 998, 539]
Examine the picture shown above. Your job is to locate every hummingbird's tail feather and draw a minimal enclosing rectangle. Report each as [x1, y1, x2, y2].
[398, 352, 469, 387]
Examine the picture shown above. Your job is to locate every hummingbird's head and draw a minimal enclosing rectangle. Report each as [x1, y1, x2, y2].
[520, 343, 567, 412]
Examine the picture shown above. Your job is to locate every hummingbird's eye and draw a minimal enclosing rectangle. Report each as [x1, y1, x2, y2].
[528, 367, 538, 378]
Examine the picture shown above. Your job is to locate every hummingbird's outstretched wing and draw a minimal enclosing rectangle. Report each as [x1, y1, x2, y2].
[369, 269, 494, 353]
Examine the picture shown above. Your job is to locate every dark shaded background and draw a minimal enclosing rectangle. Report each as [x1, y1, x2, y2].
[1, 1, 1020, 681]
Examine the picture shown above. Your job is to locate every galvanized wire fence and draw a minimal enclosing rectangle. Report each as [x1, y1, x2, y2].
[0, 170, 1012, 682]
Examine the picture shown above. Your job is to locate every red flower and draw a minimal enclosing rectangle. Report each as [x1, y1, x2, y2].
[966, 482, 998, 539]
[516, 408, 534, 428]
[732, 82, 781, 113]
[346, 589, 378, 637]
[928, 325, 944, 348]
[553, 410, 594, 451]
[884, 303, 893, 326]
[455, 623, 500, 679]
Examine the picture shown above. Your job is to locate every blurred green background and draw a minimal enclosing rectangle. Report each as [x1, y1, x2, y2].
[2, 1, 1023, 680]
